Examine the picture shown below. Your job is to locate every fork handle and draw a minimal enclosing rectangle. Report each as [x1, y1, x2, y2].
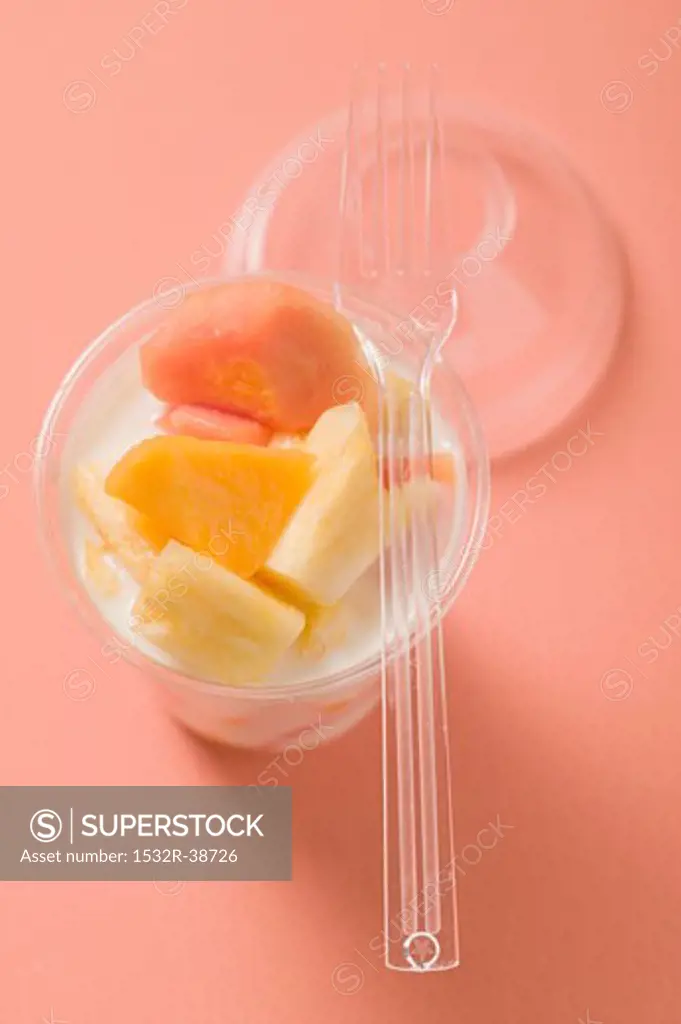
[381, 626, 459, 970]
[380, 392, 459, 971]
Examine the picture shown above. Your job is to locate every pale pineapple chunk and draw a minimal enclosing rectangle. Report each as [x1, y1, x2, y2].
[262, 403, 381, 607]
[83, 538, 121, 598]
[73, 462, 158, 584]
[262, 401, 442, 609]
[297, 602, 351, 661]
[131, 540, 305, 686]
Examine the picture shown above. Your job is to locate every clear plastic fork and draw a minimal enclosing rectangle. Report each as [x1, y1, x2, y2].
[337, 64, 461, 971]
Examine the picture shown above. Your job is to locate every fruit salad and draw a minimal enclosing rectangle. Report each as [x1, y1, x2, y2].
[72, 279, 455, 689]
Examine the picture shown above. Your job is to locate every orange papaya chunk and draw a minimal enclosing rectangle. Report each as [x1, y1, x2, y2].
[140, 279, 378, 433]
[104, 435, 315, 578]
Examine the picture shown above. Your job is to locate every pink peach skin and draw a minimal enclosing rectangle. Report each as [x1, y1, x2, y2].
[156, 405, 273, 445]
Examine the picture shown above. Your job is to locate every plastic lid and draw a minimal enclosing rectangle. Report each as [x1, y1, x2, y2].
[222, 98, 624, 460]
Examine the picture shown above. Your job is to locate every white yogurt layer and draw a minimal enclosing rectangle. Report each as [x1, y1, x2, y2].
[59, 343, 464, 688]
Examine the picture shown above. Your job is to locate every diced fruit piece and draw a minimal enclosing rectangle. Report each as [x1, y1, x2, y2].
[391, 477, 442, 525]
[84, 538, 121, 597]
[104, 435, 315, 578]
[380, 451, 456, 488]
[297, 602, 351, 661]
[140, 279, 378, 432]
[260, 403, 381, 607]
[157, 405, 272, 446]
[379, 370, 416, 438]
[380, 373, 456, 487]
[423, 452, 456, 486]
[73, 463, 161, 584]
[269, 432, 307, 450]
[131, 540, 305, 686]
[322, 698, 352, 714]
[385, 370, 414, 415]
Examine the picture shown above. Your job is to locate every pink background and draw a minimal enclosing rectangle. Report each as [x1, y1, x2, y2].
[2, 0, 681, 1020]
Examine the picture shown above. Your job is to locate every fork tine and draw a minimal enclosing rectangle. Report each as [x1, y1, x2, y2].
[375, 63, 388, 278]
[337, 66, 359, 292]
[424, 64, 436, 276]
[404, 63, 416, 278]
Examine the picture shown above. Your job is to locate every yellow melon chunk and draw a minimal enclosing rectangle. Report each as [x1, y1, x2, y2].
[104, 435, 315, 578]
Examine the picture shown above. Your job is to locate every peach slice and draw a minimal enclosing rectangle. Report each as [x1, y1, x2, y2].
[104, 435, 315, 579]
[140, 279, 378, 433]
[157, 405, 272, 445]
